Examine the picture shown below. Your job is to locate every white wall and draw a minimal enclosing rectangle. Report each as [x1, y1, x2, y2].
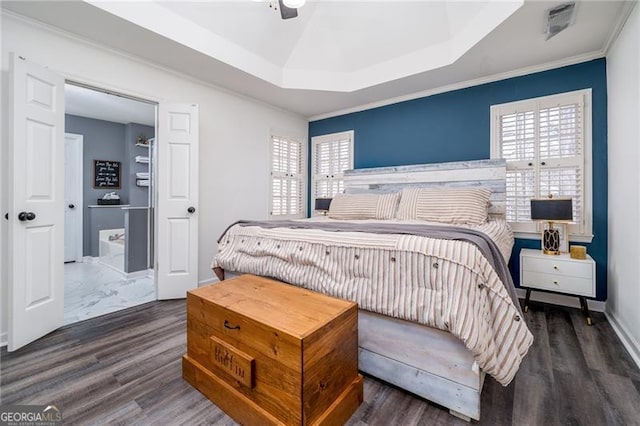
[606, 3, 640, 365]
[0, 13, 308, 342]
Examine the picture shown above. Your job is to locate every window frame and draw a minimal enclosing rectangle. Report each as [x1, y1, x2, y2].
[268, 133, 306, 220]
[490, 89, 593, 243]
[311, 130, 355, 216]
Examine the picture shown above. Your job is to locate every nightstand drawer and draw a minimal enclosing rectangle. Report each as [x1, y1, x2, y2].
[521, 271, 594, 297]
[521, 256, 592, 279]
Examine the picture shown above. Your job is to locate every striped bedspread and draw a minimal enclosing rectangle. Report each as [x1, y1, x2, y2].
[213, 218, 533, 386]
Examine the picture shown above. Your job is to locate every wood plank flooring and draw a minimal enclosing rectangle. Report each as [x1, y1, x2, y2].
[1, 300, 639, 425]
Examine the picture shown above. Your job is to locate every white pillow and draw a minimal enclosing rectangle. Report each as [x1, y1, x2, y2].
[396, 187, 491, 225]
[328, 192, 400, 220]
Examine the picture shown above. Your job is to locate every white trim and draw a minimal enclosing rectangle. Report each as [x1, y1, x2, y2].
[199, 277, 219, 287]
[2, 11, 307, 120]
[605, 310, 640, 370]
[0, 332, 7, 348]
[82, 256, 98, 264]
[268, 133, 306, 219]
[97, 259, 126, 276]
[5, 5, 632, 124]
[515, 288, 605, 312]
[64, 133, 84, 263]
[309, 52, 603, 121]
[514, 231, 593, 244]
[602, 1, 638, 55]
[125, 269, 149, 280]
[490, 89, 593, 240]
[311, 130, 355, 216]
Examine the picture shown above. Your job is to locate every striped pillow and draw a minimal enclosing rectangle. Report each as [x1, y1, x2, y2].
[328, 192, 400, 220]
[396, 187, 491, 224]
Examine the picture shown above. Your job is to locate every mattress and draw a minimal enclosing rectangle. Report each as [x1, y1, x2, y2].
[213, 218, 533, 386]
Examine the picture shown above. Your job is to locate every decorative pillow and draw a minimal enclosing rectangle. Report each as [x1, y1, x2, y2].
[396, 187, 491, 224]
[328, 192, 400, 220]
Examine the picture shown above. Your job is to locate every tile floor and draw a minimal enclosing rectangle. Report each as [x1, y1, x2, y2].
[64, 261, 156, 325]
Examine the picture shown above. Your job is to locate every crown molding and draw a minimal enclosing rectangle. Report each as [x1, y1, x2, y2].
[602, 0, 637, 55]
[0, 9, 307, 120]
[309, 2, 637, 122]
[308, 50, 604, 122]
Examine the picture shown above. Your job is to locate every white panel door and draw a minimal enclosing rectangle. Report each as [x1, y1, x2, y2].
[156, 103, 199, 299]
[64, 133, 83, 263]
[8, 54, 65, 351]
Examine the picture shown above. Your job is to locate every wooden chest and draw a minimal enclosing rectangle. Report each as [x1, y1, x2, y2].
[182, 274, 363, 425]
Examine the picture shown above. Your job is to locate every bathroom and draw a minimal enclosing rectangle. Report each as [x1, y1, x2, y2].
[63, 84, 157, 324]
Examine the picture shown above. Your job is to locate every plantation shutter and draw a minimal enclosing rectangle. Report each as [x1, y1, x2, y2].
[492, 91, 589, 236]
[270, 135, 304, 218]
[311, 131, 354, 213]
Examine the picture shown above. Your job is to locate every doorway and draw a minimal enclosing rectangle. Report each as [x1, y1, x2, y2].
[8, 54, 200, 351]
[64, 133, 83, 263]
[63, 82, 157, 324]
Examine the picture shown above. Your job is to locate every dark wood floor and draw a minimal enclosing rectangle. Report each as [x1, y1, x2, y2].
[1, 300, 639, 425]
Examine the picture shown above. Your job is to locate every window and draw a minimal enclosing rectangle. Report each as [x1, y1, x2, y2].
[490, 89, 592, 241]
[311, 131, 354, 213]
[270, 135, 304, 219]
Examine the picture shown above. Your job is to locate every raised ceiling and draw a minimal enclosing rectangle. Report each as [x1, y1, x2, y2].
[1, 1, 632, 118]
[88, 0, 523, 92]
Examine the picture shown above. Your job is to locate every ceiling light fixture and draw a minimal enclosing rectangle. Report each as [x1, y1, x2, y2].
[268, 0, 302, 20]
[283, 0, 306, 8]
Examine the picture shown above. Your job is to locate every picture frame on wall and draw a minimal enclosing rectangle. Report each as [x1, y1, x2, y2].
[93, 159, 121, 189]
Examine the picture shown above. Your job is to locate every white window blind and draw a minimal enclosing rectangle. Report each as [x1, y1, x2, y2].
[270, 135, 304, 218]
[311, 131, 354, 213]
[491, 90, 592, 240]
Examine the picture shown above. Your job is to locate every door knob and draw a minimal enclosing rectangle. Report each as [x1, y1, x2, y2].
[187, 207, 196, 214]
[18, 212, 36, 221]
[68, 204, 75, 209]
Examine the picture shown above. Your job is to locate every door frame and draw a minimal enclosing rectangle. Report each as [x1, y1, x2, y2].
[64, 133, 84, 263]
[64, 80, 160, 289]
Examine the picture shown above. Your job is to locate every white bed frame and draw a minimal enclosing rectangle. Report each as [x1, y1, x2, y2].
[216, 159, 507, 421]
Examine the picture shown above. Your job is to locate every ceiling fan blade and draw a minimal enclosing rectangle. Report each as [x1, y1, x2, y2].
[279, 0, 298, 19]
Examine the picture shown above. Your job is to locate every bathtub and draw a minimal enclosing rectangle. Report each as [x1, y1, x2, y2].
[99, 228, 125, 273]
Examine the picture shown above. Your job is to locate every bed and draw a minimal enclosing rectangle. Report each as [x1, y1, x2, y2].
[211, 159, 533, 421]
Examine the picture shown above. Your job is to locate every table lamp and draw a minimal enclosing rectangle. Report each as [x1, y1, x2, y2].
[314, 198, 332, 216]
[530, 197, 573, 255]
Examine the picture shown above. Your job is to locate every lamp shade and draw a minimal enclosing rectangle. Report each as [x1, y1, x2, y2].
[530, 198, 573, 221]
[315, 198, 332, 211]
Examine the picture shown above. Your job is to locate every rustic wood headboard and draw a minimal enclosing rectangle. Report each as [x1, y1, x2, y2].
[343, 159, 507, 219]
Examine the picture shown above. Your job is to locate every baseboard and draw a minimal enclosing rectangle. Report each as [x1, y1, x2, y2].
[198, 277, 219, 287]
[125, 269, 149, 280]
[97, 260, 126, 277]
[83, 256, 99, 264]
[0, 332, 7, 348]
[515, 288, 606, 312]
[604, 310, 640, 370]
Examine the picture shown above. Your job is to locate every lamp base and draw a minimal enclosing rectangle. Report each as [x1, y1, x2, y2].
[542, 223, 561, 255]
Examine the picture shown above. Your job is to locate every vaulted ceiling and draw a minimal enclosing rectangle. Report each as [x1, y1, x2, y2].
[1, 1, 632, 118]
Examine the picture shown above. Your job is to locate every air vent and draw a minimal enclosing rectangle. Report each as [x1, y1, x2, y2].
[545, 2, 577, 40]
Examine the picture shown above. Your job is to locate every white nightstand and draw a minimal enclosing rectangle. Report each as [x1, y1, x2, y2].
[520, 248, 596, 325]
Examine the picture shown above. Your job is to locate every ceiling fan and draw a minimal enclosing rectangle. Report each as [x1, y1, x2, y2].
[268, 0, 306, 20]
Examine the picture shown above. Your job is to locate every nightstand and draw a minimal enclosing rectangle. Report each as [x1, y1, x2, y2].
[520, 248, 596, 325]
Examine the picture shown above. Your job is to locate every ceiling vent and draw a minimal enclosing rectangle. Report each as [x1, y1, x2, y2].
[544, 2, 577, 40]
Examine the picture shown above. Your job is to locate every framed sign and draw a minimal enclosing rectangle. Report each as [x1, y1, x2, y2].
[93, 160, 121, 189]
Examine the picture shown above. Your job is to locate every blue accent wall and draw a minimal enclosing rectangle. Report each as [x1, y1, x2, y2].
[309, 59, 608, 300]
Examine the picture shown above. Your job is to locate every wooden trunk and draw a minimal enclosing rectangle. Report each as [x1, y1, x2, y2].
[183, 274, 363, 425]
